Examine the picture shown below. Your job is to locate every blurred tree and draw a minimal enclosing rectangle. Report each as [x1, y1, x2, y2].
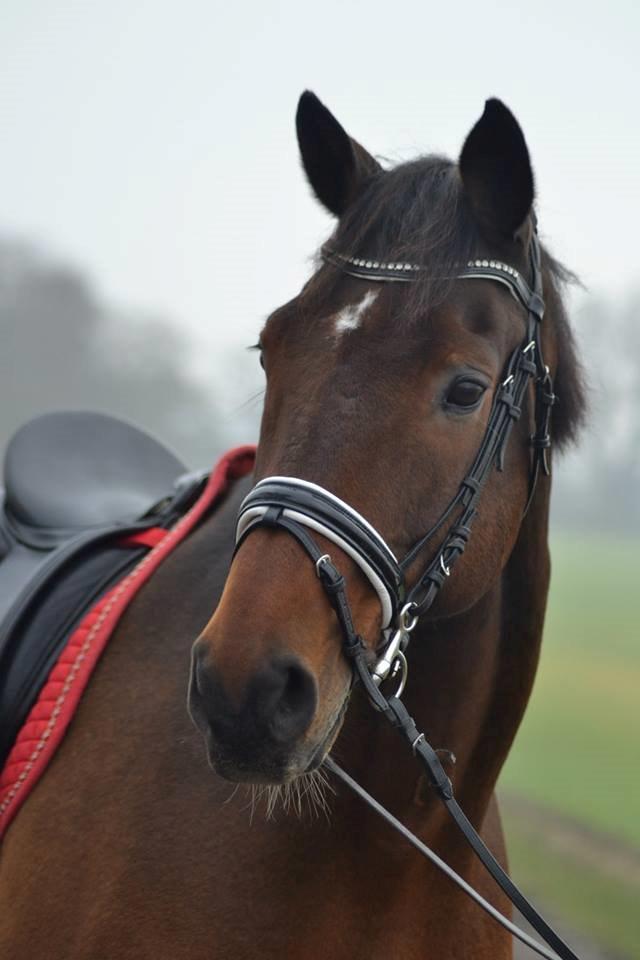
[0, 237, 234, 468]
[1, 235, 637, 533]
[551, 293, 640, 535]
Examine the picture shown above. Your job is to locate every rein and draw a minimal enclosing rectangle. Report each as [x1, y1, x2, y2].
[234, 231, 579, 960]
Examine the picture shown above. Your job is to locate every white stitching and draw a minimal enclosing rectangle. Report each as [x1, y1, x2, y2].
[0, 502, 201, 819]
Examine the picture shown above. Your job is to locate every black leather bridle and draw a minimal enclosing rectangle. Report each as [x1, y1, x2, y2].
[234, 228, 580, 960]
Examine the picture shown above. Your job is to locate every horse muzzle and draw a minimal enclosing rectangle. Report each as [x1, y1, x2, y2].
[188, 639, 321, 783]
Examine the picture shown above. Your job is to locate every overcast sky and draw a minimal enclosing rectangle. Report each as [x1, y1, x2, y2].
[1, 0, 638, 382]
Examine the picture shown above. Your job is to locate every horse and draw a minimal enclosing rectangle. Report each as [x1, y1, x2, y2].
[0, 92, 585, 959]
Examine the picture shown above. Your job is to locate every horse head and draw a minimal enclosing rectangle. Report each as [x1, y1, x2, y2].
[188, 93, 582, 785]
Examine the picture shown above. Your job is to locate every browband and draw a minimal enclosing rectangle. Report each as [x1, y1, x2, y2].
[321, 246, 545, 320]
[236, 477, 403, 629]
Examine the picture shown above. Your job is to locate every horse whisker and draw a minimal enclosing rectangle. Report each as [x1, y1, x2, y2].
[252, 768, 335, 822]
[223, 783, 241, 806]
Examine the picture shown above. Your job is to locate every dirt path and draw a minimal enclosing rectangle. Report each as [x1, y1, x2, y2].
[501, 791, 637, 960]
[500, 791, 640, 887]
[513, 912, 628, 960]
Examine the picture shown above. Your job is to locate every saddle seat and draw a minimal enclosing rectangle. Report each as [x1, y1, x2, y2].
[0, 411, 204, 769]
[4, 411, 187, 547]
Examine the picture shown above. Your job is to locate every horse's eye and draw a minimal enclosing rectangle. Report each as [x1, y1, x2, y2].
[259, 351, 265, 370]
[445, 378, 486, 409]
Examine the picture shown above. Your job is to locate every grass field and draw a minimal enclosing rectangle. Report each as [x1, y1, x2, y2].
[501, 534, 640, 846]
[504, 806, 639, 958]
[499, 534, 640, 956]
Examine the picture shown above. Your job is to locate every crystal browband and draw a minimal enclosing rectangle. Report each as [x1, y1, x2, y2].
[322, 246, 522, 279]
[321, 245, 543, 320]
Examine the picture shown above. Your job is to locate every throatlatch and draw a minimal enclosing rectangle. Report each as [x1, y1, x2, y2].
[234, 230, 577, 960]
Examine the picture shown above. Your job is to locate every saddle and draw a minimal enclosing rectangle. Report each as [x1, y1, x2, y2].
[0, 411, 206, 769]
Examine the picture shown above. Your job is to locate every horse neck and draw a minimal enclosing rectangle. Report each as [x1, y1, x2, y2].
[335, 483, 551, 830]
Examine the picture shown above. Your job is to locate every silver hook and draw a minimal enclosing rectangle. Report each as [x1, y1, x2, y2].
[372, 604, 417, 689]
[389, 651, 409, 698]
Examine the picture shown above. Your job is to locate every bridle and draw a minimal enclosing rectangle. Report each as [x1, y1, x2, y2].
[233, 227, 579, 960]
[237, 228, 555, 688]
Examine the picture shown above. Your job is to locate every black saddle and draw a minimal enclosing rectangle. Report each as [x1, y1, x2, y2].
[3, 410, 187, 547]
[0, 411, 206, 768]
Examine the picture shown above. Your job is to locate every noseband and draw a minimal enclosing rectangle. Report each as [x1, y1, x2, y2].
[236, 476, 403, 630]
[233, 230, 579, 960]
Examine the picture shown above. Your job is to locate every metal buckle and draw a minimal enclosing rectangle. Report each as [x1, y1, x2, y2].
[315, 554, 331, 577]
[372, 603, 418, 689]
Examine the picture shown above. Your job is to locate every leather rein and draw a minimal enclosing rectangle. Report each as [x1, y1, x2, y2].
[233, 230, 579, 960]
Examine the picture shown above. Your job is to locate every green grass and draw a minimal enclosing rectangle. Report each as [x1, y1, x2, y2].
[500, 534, 640, 848]
[503, 810, 640, 958]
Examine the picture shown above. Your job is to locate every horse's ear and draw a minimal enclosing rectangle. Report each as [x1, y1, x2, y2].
[459, 99, 534, 239]
[296, 91, 381, 217]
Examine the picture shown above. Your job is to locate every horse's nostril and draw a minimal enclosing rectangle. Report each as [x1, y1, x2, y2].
[259, 657, 317, 744]
[189, 646, 318, 761]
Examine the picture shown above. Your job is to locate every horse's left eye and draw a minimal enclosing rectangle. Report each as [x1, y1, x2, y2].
[445, 378, 486, 409]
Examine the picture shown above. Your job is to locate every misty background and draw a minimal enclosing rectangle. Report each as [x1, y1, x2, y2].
[1, 3, 639, 957]
[2, 235, 638, 534]
[1, 1, 638, 534]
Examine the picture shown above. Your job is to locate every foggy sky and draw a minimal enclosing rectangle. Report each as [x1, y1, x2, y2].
[1, 0, 638, 380]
